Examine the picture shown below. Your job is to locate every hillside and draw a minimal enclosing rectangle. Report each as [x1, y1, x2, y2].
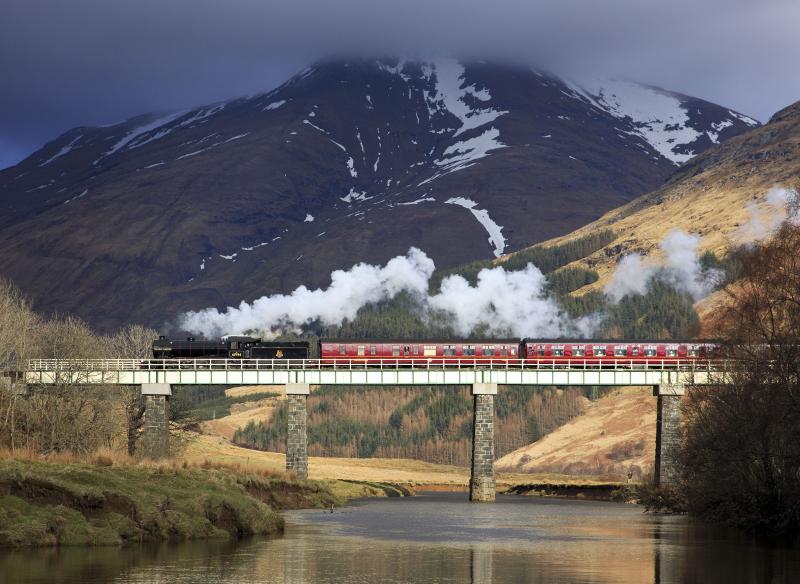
[0, 59, 756, 330]
[496, 387, 655, 479]
[230, 384, 591, 467]
[526, 99, 800, 294]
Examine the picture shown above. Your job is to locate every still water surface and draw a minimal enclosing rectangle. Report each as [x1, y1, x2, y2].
[2, 492, 798, 583]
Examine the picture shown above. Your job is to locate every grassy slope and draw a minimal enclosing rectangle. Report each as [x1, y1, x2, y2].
[523, 103, 800, 295]
[0, 458, 347, 549]
[188, 433, 618, 489]
[496, 387, 656, 479]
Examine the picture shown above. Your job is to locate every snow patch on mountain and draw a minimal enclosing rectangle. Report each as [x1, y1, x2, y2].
[63, 189, 88, 205]
[573, 80, 701, 164]
[263, 100, 287, 112]
[445, 197, 506, 257]
[434, 127, 506, 173]
[423, 60, 508, 137]
[341, 188, 371, 203]
[727, 110, 759, 126]
[39, 134, 83, 167]
[96, 111, 188, 163]
[564, 78, 758, 165]
[707, 119, 734, 144]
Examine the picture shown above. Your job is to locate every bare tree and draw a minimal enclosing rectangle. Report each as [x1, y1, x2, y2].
[0, 278, 37, 370]
[107, 324, 160, 454]
[679, 221, 800, 534]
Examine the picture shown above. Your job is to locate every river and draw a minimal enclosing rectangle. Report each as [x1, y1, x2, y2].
[2, 492, 798, 583]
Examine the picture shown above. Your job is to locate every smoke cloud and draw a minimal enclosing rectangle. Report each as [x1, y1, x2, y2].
[179, 248, 591, 338]
[735, 186, 799, 242]
[181, 227, 730, 339]
[605, 229, 720, 302]
[180, 248, 435, 338]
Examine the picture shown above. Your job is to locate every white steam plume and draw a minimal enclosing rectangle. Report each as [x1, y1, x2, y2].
[179, 248, 590, 338]
[428, 264, 595, 337]
[605, 229, 720, 302]
[603, 254, 656, 302]
[735, 186, 799, 242]
[180, 247, 435, 338]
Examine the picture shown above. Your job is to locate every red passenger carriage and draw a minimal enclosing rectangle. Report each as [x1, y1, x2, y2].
[521, 340, 719, 365]
[318, 339, 520, 364]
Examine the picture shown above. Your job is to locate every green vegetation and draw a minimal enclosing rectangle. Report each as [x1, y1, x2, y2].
[546, 266, 600, 296]
[502, 229, 617, 274]
[0, 457, 344, 548]
[233, 385, 589, 466]
[173, 387, 280, 422]
[429, 229, 615, 290]
[601, 281, 701, 339]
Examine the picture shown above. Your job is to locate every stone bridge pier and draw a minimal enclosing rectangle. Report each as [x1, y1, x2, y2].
[141, 383, 171, 459]
[470, 383, 497, 502]
[285, 383, 310, 479]
[654, 384, 685, 487]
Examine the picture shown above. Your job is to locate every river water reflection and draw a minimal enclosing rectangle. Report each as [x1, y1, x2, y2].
[2, 492, 798, 583]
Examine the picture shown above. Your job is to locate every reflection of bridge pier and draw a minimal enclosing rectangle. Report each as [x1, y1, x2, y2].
[470, 545, 494, 584]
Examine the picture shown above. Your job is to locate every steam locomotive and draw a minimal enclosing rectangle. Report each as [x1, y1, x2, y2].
[153, 336, 719, 364]
[151, 336, 310, 359]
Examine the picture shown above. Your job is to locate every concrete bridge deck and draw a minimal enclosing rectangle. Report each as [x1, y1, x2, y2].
[23, 358, 726, 386]
[12, 358, 728, 501]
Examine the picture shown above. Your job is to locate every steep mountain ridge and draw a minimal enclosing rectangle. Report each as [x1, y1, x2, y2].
[0, 59, 757, 329]
[524, 98, 800, 300]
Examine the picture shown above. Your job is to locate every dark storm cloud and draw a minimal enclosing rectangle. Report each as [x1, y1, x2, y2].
[2, 0, 799, 168]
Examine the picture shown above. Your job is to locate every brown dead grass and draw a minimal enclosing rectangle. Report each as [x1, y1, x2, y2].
[496, 387, 656, 479]
[185, 433, 619, 487]
[508, 109, 800, 300]
[225, 385, 286, 398]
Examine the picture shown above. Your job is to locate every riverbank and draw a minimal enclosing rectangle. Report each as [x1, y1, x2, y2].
[0, 456, 398, 549]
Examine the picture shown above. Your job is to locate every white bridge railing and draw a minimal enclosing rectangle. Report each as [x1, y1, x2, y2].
[20, 359, 731, 386]
[25, 358, 728, 372]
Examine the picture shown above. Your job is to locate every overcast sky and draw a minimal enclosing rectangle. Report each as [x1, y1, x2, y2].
[2, 0, 799, 169]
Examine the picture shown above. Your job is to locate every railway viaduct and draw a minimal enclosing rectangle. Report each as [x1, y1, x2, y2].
[17, 359, 722, 502]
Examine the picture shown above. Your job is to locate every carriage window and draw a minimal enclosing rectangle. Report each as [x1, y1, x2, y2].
[463, 346, 475, 356]
[552, 348, 564, 356]
[412, 345, 419, 355]
[357, 345, 365, 356]
[339, 344, 346, 355]
[424, 345, 437, 356]
[392, 346, 400, 357]
[573, 347, 585, 357]
[483, 346, 495, 356]
[500, 347, 508, 356]
[688, 348, 700, 357]
[443, 345, 456, 356]
[510, 348, 516, 355]
[644, 348, 657, 357]
[631, 347, 640, 356]
[370, 345, 377, 356]
[614, 347, 627, 356]
[537, 347, 546, 356]
[594, 347, 606, 356]
[666, 348, 678, 357]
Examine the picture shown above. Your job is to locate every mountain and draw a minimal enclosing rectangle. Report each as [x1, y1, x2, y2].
[0, 59, 758, 329]
[523, 98, 800, 304]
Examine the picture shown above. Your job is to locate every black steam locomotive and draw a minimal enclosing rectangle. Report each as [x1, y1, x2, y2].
[152, 336, 310, 359]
